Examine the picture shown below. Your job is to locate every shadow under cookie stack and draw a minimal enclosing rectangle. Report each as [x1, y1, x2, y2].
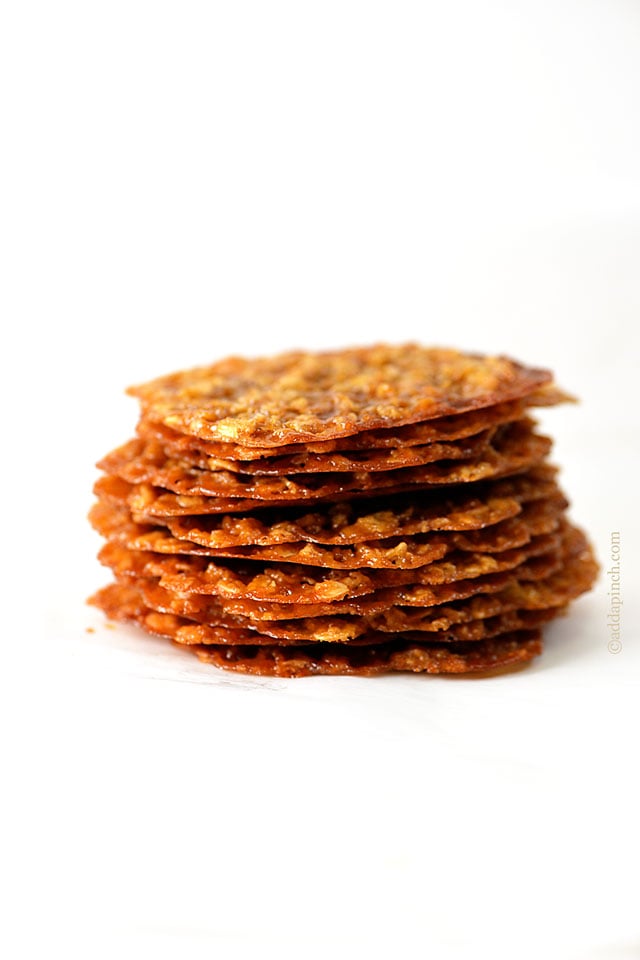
[89, 344, 597, 677]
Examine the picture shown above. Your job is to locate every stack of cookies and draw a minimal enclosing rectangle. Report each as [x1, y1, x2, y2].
[89, 344, 597, 677]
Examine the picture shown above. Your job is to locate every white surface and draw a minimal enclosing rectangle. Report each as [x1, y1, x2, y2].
[2, 2, 639, 958]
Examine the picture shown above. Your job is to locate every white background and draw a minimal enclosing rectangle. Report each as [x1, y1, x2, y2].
[2, 2, 639, 958]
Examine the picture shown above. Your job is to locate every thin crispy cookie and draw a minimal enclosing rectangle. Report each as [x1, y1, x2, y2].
[136, 398, 528, 460]
[154, 496, 567, 567]
[192, 632, 544, 676]
[135, 385, 571, 462]
[127, 344, 552, 446]
[96, 422, 552, 510]
[97, 535, 562, 619]
[92, 578, 558, 645]
[90, 494, 565, 569]
[95, 462, 561, 524]
[97, 527, 564, 604]
[108, 525, 594, 643]
[98, 426, 495, 493]
[87, 581, 544, 675]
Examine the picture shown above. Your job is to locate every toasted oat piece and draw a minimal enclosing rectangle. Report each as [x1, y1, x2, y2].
[127, 344, 552, 446]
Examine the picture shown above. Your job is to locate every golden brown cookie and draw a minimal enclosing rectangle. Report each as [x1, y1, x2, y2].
[127, 345, 552, 446]
[96, 532, 563, 618]
[93, 524, 594, 645]
[90, 493, 565, 570]
[192, 632, 545, 676]
[96, 421, 551, 510]
[136, 385, 572, 461]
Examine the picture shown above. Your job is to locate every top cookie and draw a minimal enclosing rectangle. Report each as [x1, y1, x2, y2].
[128, 344, 552, 447]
